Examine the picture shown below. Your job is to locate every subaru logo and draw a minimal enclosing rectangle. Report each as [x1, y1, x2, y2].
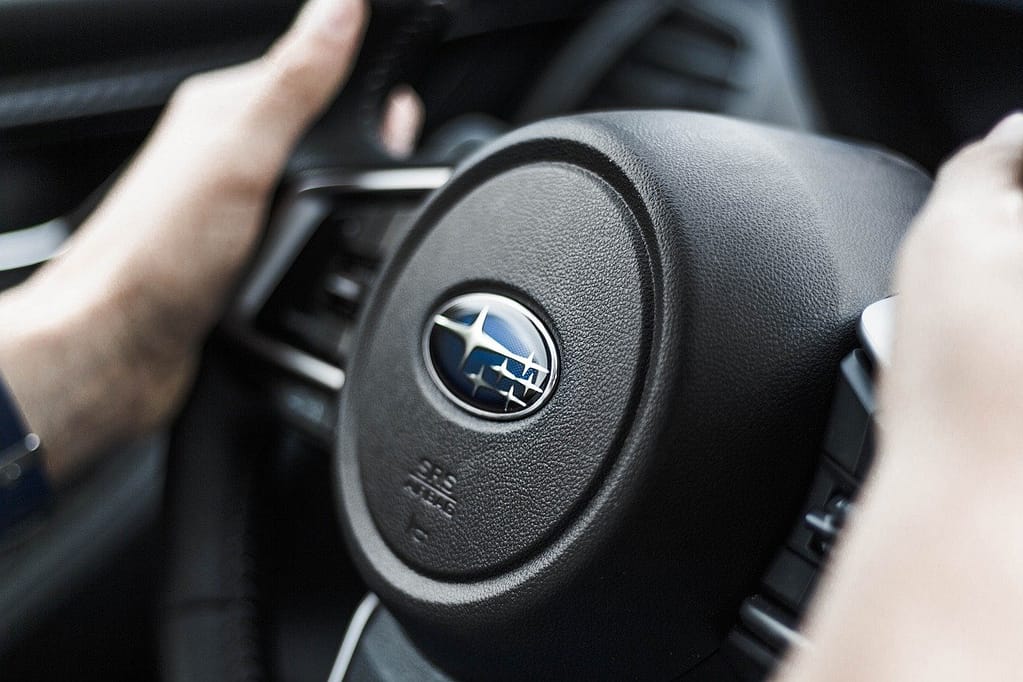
[423, 293, 559, 419]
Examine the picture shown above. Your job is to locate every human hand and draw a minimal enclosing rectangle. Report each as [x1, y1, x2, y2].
[0, 0, 423, 483]
[780, 113, 1023, 681]
[882, 112, 1023, 471]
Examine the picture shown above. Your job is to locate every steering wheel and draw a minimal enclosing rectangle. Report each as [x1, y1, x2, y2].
[159, 11, 931, 682]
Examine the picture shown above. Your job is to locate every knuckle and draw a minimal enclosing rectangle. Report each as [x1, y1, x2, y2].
[261, 41, 324, 103]
[905, 202, 972, 257]
[158, 72, 276, 195]
[166, 67, 253, 125]
[996, 110, 1023, 135]
[1005, 110, 1023, 126]
[168, 73, 214, 113]
[939, 141, 985, 179]
[911, 210, 1016, 271]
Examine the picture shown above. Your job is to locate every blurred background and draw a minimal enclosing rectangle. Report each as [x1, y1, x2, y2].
[3, 0, 1021, 235]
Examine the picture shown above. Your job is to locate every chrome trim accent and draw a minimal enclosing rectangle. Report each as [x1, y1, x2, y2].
[0, 219, 71, 272]
[226, 322, 345, 393]
[293, 167, 453, 196]
[327, 593, 380, 682]
[233, 195, 333, 321]
[859, 296, 896, 368]
[740, 601, 811, 651]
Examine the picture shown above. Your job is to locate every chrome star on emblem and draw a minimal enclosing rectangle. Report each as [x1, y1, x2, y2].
[423, 293, 559, 419]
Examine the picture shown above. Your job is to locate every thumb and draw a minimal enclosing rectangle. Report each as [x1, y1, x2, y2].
[143, 0, 369, 192]
[255, 0, 370, 145]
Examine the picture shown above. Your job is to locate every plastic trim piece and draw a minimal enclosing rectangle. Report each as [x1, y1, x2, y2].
[0, 41, 268, 130]
[859, 296, 896, 368]
[739, 598, 810, 651]
[224, 322, 346, 393]
[0, 218, 71, 272]
[226, 167, 452, 392]
[234, 167, 452, 321]
[728, 300, 886, 678]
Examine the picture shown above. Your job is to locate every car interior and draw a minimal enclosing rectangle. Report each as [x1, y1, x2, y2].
[1, 0, 1021, 680]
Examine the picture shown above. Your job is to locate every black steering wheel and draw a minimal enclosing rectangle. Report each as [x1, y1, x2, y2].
[159, 11, 932, 682]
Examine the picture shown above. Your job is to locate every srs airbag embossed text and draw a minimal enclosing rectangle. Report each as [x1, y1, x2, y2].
[404, 458, 459, 519]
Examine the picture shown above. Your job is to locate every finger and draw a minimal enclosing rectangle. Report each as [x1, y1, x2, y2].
[936, 112, 1023, 199]
[253, 0, 369, 145]
[379, 85, 424, 158]
[986, 111, 1023, 148]
[136, 0, 369, 194]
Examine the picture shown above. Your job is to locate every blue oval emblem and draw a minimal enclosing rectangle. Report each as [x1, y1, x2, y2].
[424, 293, 559, 419]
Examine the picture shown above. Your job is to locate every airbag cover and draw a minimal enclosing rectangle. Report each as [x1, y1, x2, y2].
[351, 162, 650, 578]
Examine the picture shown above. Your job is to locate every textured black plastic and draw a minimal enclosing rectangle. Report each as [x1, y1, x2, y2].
[336, 111, 931, 680]
[356, 163, 649, 577]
